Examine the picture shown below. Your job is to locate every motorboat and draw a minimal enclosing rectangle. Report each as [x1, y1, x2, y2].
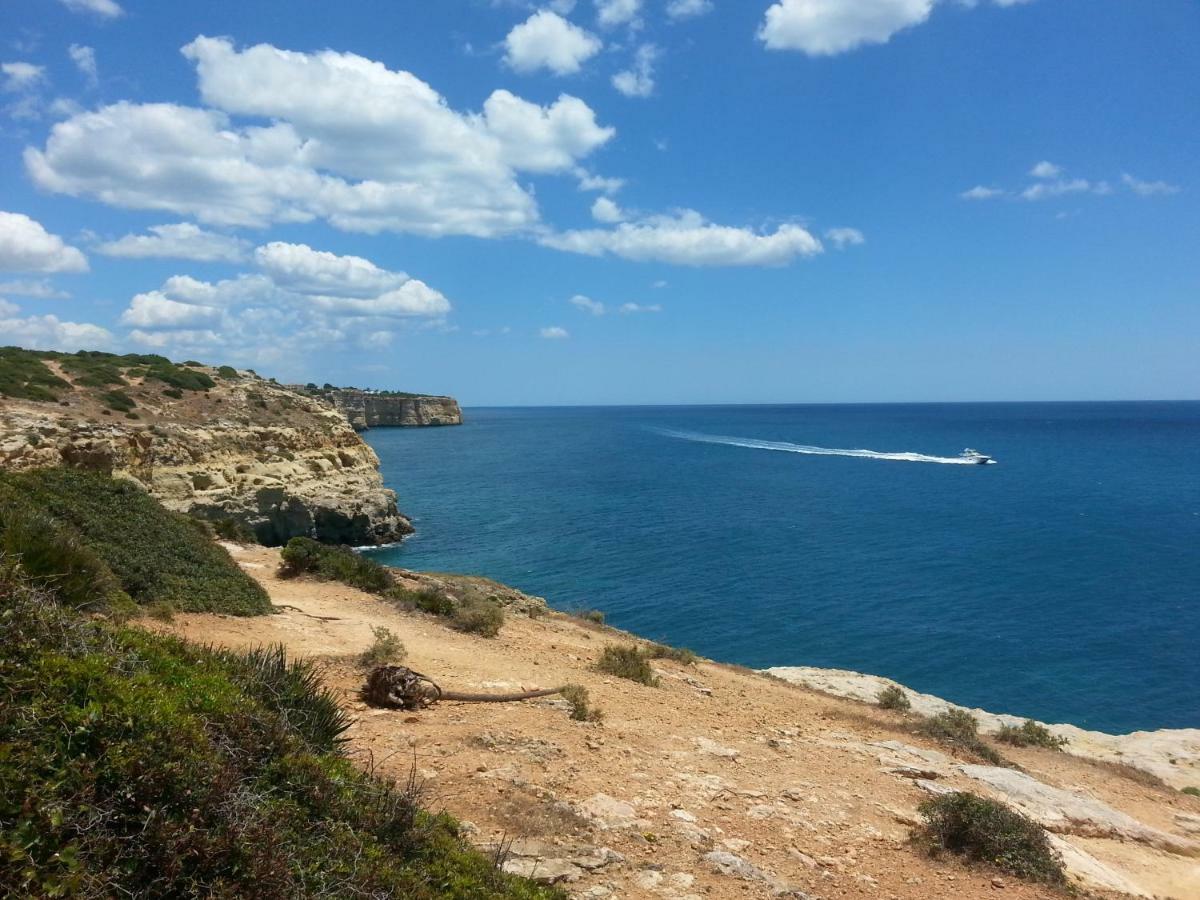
[960, 448, 993, 465]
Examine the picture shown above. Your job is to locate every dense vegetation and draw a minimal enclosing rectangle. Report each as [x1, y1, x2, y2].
[0, 347, 218, 402]
[594, 645, 659, 686]
[995, 720, 1069, 750]
[0, 560, 557, 899]
[0, 469, 271, 615]
[877, 685, 913, 711]
[279, 537, 506, 636]
[918, 792, 1066, 886]
[918, 709, 1006, 766]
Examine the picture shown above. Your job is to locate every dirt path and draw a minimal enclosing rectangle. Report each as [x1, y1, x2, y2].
[151, 544, 1200, 900]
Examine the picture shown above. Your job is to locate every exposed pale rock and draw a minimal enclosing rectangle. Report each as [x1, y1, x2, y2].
[695, 737, 739, 759]
[321, 389, 462, 430]
[958, 765, 1200, 856]
[577, 793, 638, 829]
[702, 850, 769, 881]
[1045, 834, 1153, 897]
[501, 857, 583, 884]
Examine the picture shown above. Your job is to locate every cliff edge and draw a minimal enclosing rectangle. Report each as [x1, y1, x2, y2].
[0, 348, 411, 546]
[290, 386, 463, 430]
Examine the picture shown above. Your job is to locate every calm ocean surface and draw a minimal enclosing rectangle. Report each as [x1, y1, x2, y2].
[365, 403, 1200, 734]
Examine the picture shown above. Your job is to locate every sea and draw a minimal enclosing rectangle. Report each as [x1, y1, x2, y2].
[364, 402, 1200, 734]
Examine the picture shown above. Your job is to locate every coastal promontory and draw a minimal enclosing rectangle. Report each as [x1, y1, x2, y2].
[0, 348, 415, 545]
[303, 386, 463, 430]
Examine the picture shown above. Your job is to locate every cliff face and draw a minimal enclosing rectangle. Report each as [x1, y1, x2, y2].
[0, 359, 411, 546]
[325, 390, 463, 430]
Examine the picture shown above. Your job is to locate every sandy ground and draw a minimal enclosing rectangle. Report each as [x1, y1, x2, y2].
[149, 544, 1200, 900]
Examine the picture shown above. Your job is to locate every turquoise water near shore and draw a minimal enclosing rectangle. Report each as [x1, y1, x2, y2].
[365, 403, 1200, 734]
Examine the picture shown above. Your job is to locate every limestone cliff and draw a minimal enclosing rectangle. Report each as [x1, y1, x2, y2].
[323, 390, 463, 430]
[0, 352, 412, 546]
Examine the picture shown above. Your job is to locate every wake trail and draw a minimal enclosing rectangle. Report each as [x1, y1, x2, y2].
[654, 429, 994, 465]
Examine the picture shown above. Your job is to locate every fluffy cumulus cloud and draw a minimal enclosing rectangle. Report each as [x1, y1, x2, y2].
[0, 305, 113, 351]
[595, 0, 641, 28]
[824, 226, 865, 249]
[0, 211, 88, 273]
[759, 0, 935, 55]
[59, 0, 124, 18]
[116, 241, 451, 358]
[504, 11, 603, 75]
[612, 44, 658, 98]
[539, 325, 570, 339]
[541, 209, 824, 266]
[666, 0, 714, 20]
[2, 62, 45, 92]
[1030, 160, 1062, 179]
[97, 223, 251, 262]
[591, 196, 625, 222]
[0, 279, 70, 299]
[26, 36, 614, 238]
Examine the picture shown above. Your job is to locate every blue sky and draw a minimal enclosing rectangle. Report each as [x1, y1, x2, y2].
[1, 0, 1197, 404]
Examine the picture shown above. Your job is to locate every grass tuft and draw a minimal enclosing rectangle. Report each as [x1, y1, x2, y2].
[644, 642, 698, 666]
[560, 684, 604, 722]
[995, 719, 1068, 750]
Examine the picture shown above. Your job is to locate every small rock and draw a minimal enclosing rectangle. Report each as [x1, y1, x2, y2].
[670, 809, 698, 823]
[577, 793, 638, 829]
[703, 850, 770, 882]
[634, 869, 664, 889]
[696, 737, 739, 759]
[991, 876, 1006, 889]
[501, 857, 583, 884]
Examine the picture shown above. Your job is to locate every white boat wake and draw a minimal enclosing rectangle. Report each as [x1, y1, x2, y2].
[654, 429, 996, 465]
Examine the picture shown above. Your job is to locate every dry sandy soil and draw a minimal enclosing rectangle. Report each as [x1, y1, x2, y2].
[150, 544, 1200, 900]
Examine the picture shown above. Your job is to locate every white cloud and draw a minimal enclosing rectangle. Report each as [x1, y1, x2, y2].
[541, 209, 823, 266]
[0, 299, 17, 316]
[960, 185, 1004, 200]
[121, 292, 222, 329]
[0, 311, 113, 351]
[666, 0, 714, 20]
[254, 242, 409, 297]
[591, 196, 625, 222]
[576, 169, 625, 194]
[619, 301, 661, 313]
[2, 62, 45, 92]
[612, 44, 658, 98]
[1020, 178, 1094, 201]
[68, 45, 98, 87]
[1121, 173, 1180, 197]
[27, 37, 613, 238]
[1030, 160, 1061, 179]
[596, 0, 642, 28]
[0, 211, 88, 273]
[481, 90, 614, 172]
[758, 0, 935, 55]
[0, 279, 70, 299]
[540, 325, 570, 339]
[504, 11, 603, 75]
[569, 294, 606, 315]
[97, 223, 251, 262]
[824, 226, 864, 248]
[59, 0, 124, 18]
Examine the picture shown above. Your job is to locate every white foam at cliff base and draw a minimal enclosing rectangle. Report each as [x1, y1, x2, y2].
[656, 428, 994, 465]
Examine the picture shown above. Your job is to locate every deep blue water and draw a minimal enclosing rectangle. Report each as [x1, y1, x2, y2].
[366, 403, 1200, 734]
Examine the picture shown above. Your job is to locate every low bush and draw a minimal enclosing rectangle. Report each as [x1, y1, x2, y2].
[143, 600, 175, 622]
[919, 709, 1006, 765]
[0, 346, 68, 401]
[595, 645, 659, 686]
[361, 626, 407, 667]
[561, 684, 604, 722]
[451, 596, 505, 637]
[1181, 786, 1200, 797]
[877, 685, 912, 712]
[644, 642, 698, 666]
[570, 608, 605, 625]
[409, 585, 456, 616]
[918, 792, 1066, 885]
[217, 364, 240, 379]
[995, 720, 1068, 751]
[279, 537, 394, 594]
[0, 563, 556, 899]
[0, 469, 269, 615]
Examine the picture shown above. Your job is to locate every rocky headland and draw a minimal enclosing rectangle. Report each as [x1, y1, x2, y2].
[308, 387, 463, 430]
[0, 349, 410, 545]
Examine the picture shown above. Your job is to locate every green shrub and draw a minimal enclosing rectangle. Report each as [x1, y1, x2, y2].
[0, 346, 69, 401]
[217, 365, 240, 379]
[162, 387, 183, 399]
[919, 709, 1006, 765]
[207, 517, 258, 544]
[0, 565, 555, 899]
[561, 684, 604, 722]
[918, 792, 1066, 885]
[408, 586, 456, 617]
[361, 626, 407, 668]
[279, 537, 394, 594]
[1181, 786, 1200, 797]
[143, 600, 175, 622]
[99, 387, 135, 412]
[595, 645, 658, 686]
[878, 685, 912, 711]
[995, 720, 1068, 750]
[570, 608, 605, 625]
[644, 642, 698, 666]
[0, 469, 270, 615]
[451, 596, 505, 638]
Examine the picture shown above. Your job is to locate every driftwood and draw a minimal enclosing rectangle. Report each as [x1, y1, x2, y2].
[362, 665, 565, 710]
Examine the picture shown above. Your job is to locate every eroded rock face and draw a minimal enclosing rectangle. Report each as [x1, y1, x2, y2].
[0, 374, 412, 546]
[323, 390, 463, 430]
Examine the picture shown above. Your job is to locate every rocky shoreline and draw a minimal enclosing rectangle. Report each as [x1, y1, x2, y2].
[764, 665, 1200, 792]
